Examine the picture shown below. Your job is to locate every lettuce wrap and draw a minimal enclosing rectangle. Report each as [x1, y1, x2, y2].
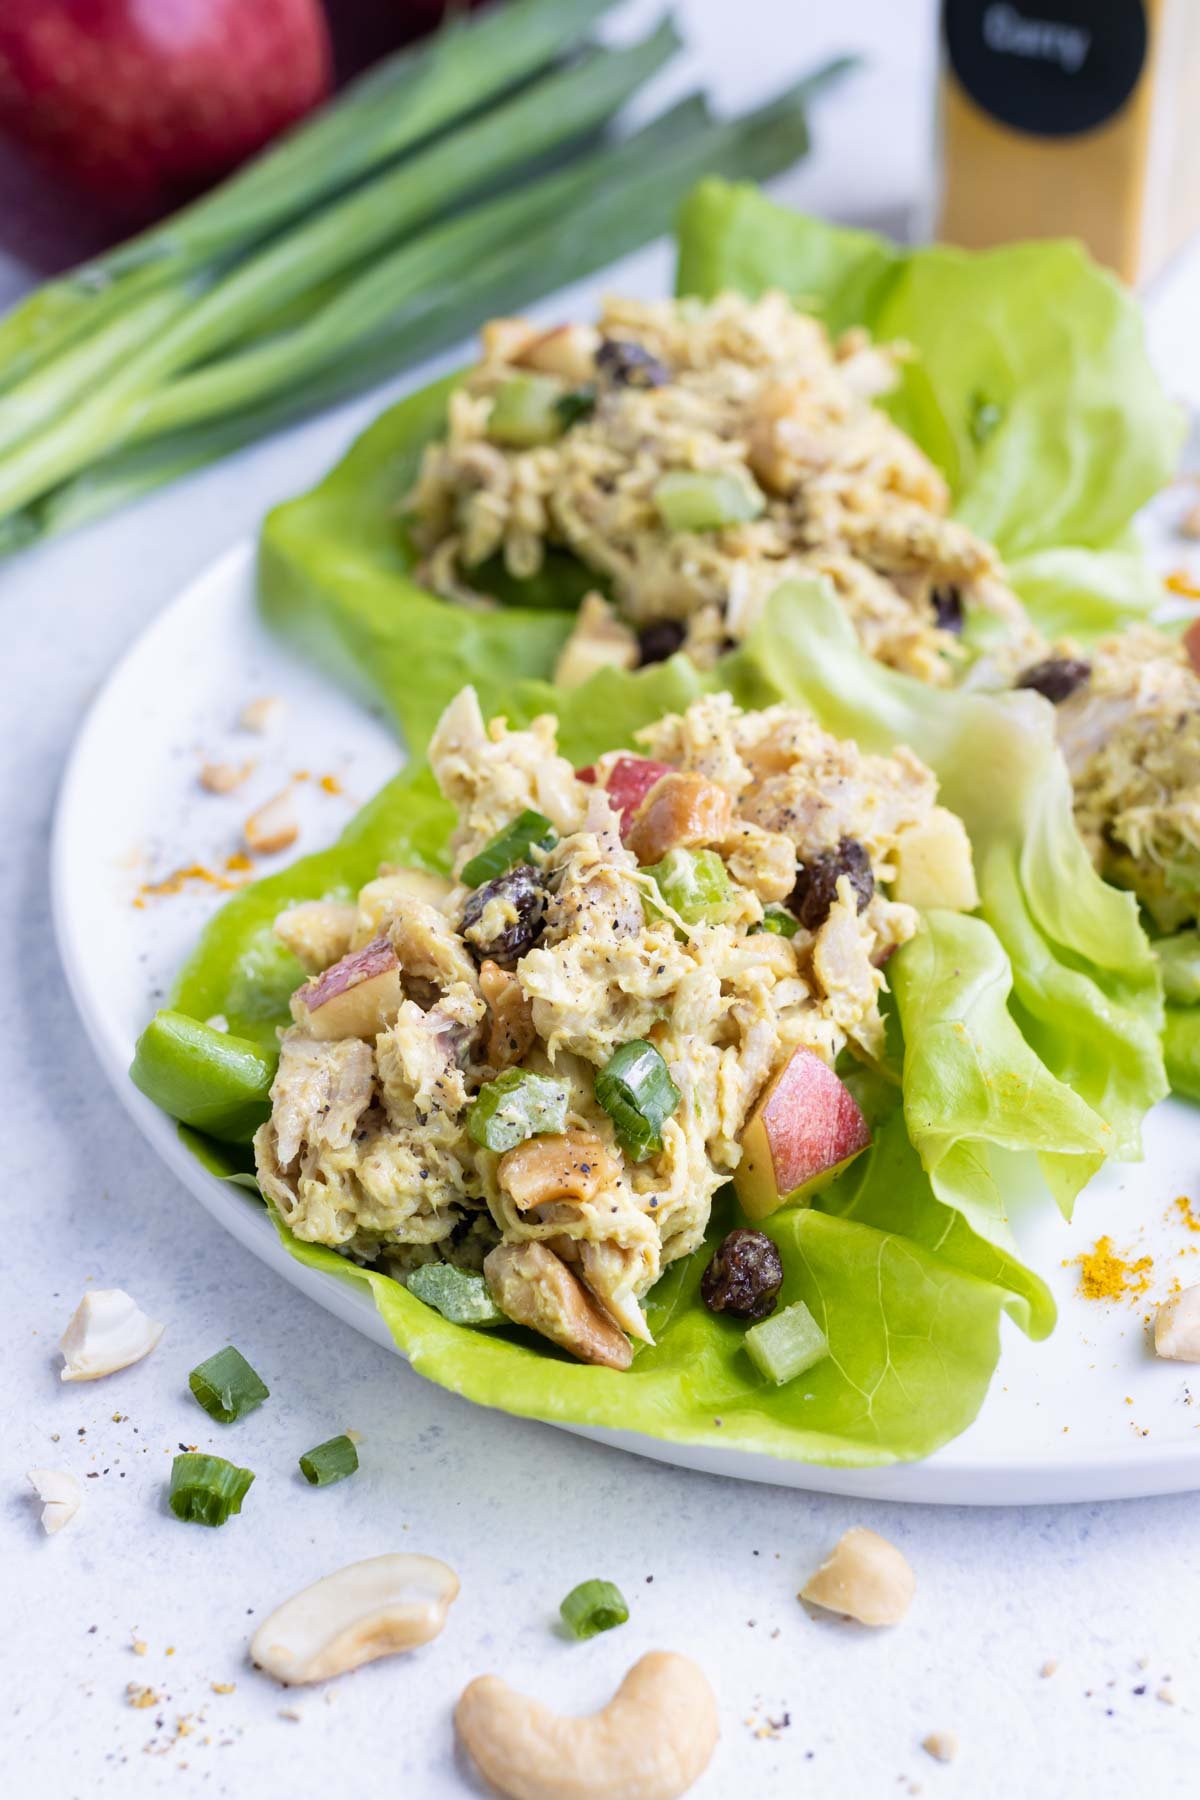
[134, 602, 1166, 1465]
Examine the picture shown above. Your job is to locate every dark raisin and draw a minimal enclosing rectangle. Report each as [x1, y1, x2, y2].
[1015, 656, 1092, 704]
[637, 620, 687, 666]
[789, 837, 874, 931]
[700, 1229, 784, 1321]
[596, 337, 669, 389]
[931, 585, 964, 633]
[460, 864, 547, 968]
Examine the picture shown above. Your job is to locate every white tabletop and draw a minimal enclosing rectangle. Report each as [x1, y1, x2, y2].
[3, 4, 1197, 1795]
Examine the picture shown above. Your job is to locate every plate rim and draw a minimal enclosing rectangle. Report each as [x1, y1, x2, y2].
[50, 536, 1200, 1506]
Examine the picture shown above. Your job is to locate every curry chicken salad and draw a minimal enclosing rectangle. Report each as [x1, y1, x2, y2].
[253, 687, 980, 1369]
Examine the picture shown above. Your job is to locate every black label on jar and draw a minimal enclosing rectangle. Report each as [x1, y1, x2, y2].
[944, 0, 1147, 138]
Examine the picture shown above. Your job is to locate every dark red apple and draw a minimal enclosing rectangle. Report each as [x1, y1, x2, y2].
[576, 756, 675, 838]
[1184, 616, 1200, 678]
[292, 933, 403, 1039]
[0, 0, 332, 209]
[735, 1047, 871, 1222]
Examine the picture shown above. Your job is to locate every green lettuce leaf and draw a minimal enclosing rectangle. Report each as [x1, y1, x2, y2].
[733, 580, 1166, 1179]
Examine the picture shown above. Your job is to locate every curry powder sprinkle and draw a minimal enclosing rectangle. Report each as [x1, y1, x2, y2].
[1076, 1236, 1153, 1302]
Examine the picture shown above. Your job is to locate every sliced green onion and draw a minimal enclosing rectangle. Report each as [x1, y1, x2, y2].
[407, 1261, 505, 1326]
[744, 1300, 829, 1385]
[467, 1067, 570, 1152]
[560, 1579, 629, 1639]
[555, 388, 596, 429]
[462, 810, 557, 886]
[653, 467, 765, 531]
[595, 1040, 681, 1161]
[488, 374, 568, 446]
[642, 847, 734, 925]
[756, 905, 800, 939]
[298, 1434, 360, 1488]
[187, 1346, 270, 1423]
[168, 1452, 255, 1527]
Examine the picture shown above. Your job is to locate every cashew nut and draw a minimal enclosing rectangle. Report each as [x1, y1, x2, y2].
[250, 1553, 458, 1686]
[1154, 1284, 1200, 1362]
[59, 1289, 165, 1381]
[27, 1468, 82, 1534]
[455, 1650, 718, 1800]
[484, 1241, 633, 1370]
[800, 1527, 914, 1626]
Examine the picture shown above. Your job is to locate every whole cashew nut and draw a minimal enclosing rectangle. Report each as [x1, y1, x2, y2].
[455, 1650, 718, 1800]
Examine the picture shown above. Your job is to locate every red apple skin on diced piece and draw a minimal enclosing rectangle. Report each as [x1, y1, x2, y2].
[735, 1048, 872, 1222]
[576, 756, 674, 839]
[292, 933, 403, 1040]
[1185, 618, 1200, 677]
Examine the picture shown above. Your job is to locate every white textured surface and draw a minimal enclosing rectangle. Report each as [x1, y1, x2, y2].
[2, 2, 1199, 1795]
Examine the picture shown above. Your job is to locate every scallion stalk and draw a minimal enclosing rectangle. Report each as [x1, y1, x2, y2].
[595, 1041, 681, 1160]
[298, 1435, 360, 1488]
[462, 811, 557, 887]
[756, 906, 800, 938]
[168, 1452, 255, 1527]
[188, 1346, 270, 1423]
[560, 1579, 629, 1639]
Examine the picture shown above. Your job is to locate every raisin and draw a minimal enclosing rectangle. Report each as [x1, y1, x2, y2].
[931, 585, 964, 633]
[596, 337, 669, 389]
[1015, 656, 1092, 704]
[460, 864, 547, 968]
[789, 838, 874, 931]
[700, 1229, 783, 1321]
[637, 620, 687, 666]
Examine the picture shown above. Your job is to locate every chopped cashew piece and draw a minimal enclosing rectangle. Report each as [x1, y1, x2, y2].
[498, 1130, 620, 1210]
[59, 1289, 165, 1382]
[484, 1242, 632, 1370]
[200, 761, 252, 795]
[244, 790, 299, 856]
[922, 1729, 959, 1763]
[1153, 1284, 1200, 1362]
[240, 696, 285, 734]
[274, 901, 359, 975]
[479, 959, 537, 1070]
[517, 322, 600, 384]
[250, 1554, 459, 1685]
[800, 1526, 915, 1626]
[456, 1650, 718, 1800]
[625, 771, 733, 866]
[27, 1468, 82, 1534]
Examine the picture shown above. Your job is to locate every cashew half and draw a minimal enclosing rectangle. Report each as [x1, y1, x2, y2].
[59, 1289, 164, 1381]
[455, 1650, 718, 1800]
[800, 1526, 915, 1627]
[1154, 1284, 1200, 1362]
[250, 1553, 458, 1685]
[27, 1468, 82, 1534]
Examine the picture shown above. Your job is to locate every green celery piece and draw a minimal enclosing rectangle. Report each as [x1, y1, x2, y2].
[653, 467, 765, 530]
[467, 1068, 570, 1153]
[168, 1453, 255, 1527]
[642, 847, 734, 924]
[744, 1301, 829, 1384]
[188, 1347, 270, 1424]
[406, 1262, 505, 1327]
[462, 810, 556, 886]
[0, 0, 623, 395]
[488, 375, 569, 447]
[298, 1435, 360, 1487]
[130, 1010, 276, 1144]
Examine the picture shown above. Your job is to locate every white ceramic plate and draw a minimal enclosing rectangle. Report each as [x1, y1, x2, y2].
[52, 538, 1200, 1504]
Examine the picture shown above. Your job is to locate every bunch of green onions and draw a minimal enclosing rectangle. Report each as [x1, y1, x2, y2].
[0, 0, 850, 555]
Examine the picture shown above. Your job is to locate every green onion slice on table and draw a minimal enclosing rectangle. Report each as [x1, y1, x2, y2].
[462, 811, 556, 887]
[595, 1041, 681, 1160]
[406, 1262, 505, 1327]
[560, 1579, 630, 1639]
[168, 1453, 255, 1527]
[187, 1346, 270, 1423]
[467, 1068, 569, 1152]
[298, 1435, 360, 1488]
[744, 1301, 829, 1385]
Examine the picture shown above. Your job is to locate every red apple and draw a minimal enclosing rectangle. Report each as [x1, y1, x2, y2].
[0, 0, 331, 209]
[291, 932, 403, 1039]
[1184, 617, 1200, 678]
[576, 756, 674, 839]
[735, 1047, 871, 1222]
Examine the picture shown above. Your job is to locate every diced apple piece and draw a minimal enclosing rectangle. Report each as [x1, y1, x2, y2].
[891, 807, 979, 912]
[588, 756, 675, 837]
[553, 594, 638, 690]
[1185, 617, 1200, 677]
[291, 934, 403, 1040]
[735, 1048, 871, 1222]
[354, 867, 453, 945]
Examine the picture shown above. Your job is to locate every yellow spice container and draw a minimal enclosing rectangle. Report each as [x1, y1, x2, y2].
[936, 0, 1200, 285]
